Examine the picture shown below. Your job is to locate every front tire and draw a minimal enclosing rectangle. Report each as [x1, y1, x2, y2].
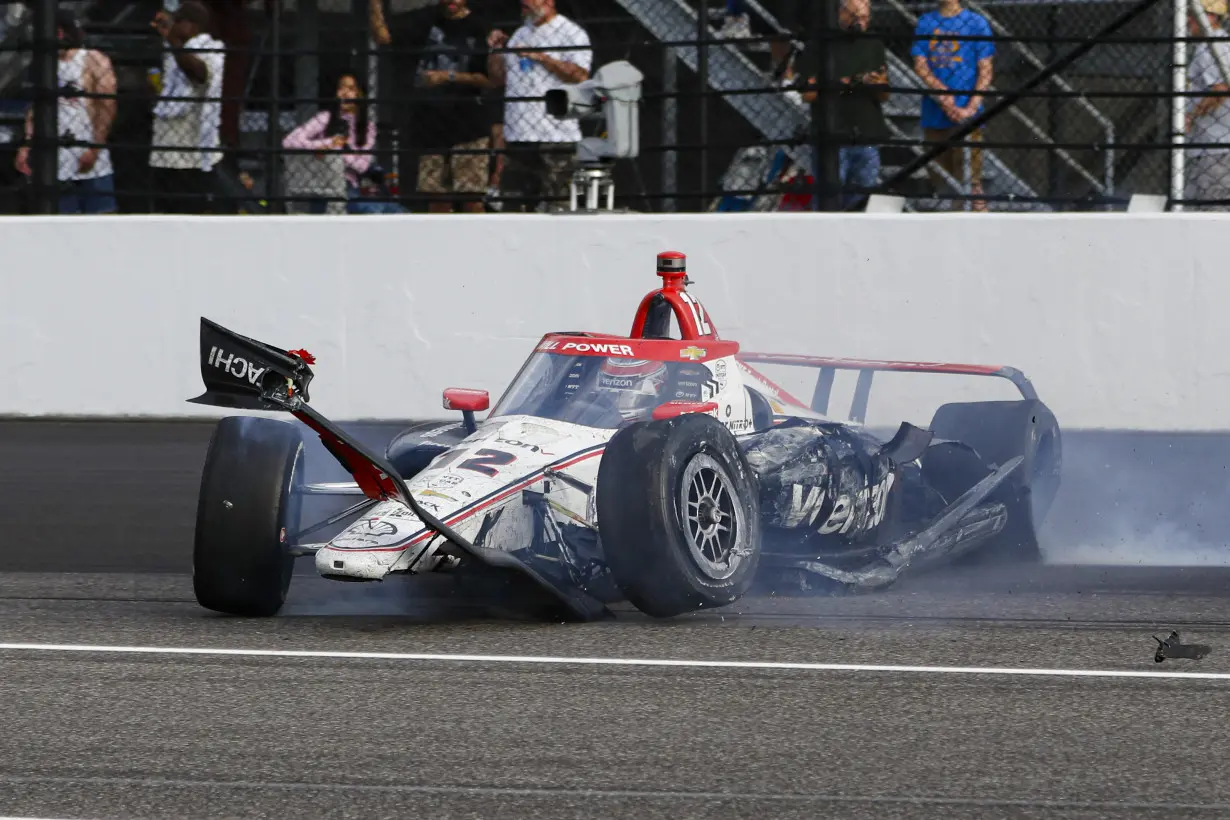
[193, 416, 303, 616]
[596, 413, 761, 618]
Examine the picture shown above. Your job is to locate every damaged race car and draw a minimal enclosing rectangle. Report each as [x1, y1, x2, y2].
[188, 251, 1062, 621]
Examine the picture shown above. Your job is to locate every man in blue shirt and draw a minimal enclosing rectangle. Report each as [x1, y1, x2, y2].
[911, 0, 995, 210]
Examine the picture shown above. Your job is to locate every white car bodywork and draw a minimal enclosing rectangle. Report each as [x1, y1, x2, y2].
[313, 356, 825, 582]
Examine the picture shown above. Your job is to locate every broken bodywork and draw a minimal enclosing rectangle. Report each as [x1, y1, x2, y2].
[188, 251, 1059, 621]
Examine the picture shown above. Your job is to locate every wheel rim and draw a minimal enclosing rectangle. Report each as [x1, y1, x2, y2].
[679, 453, 746, 580]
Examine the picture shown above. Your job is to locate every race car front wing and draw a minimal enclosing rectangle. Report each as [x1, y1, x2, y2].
[188, 317, 613, 621]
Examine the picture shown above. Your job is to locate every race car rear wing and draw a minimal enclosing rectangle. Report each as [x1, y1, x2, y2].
[736, 353, 1038, 424]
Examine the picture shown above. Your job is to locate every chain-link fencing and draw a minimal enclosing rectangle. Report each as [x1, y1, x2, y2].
[0, 0, 1227, 214]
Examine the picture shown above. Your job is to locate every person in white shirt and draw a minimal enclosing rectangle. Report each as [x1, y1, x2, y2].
[488, 0, 591, 212]
[14, 10, 118, 214]
[148, 1, 227, 213]
[1186, 0, 1230, 209]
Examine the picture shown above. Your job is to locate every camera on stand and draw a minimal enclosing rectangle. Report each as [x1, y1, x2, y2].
[544, 60, 643, 212]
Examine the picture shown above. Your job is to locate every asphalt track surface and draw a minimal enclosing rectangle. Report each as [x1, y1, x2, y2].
[6, 420, 1230, 819]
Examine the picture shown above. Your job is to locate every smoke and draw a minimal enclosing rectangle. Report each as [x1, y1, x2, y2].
[1043, 521, 1230, 566]
[1038, 430, 1230, 567]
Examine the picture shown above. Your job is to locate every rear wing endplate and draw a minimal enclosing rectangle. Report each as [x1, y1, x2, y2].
[736, 353, 1038, 424]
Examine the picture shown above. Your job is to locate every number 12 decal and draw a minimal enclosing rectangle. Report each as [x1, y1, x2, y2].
[679, 291, 713, 336]
[458, 448, 517, 477]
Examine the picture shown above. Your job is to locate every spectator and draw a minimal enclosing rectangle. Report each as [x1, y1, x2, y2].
[0, 3, 23, 42]
[1186, 0, 1230, 209]
[489, 0, 592, 213]
[148, 1, 226, 213]
[910, 0, 994, 211]
[369, 0, 496, 213]
[797, 0, 889, 209]
[15, 9, 118, 214]
[719, 1, 753, 41]
[769, 30, 799, 90]
[282, 73, 403, 215]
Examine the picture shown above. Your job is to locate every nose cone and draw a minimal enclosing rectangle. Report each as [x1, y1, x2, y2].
[317, 502, 423, 580]
[315, 543, 407, 579]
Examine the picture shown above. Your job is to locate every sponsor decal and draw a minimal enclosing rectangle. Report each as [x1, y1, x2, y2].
[334, 516, 403, 546]
[680, 346, 706, 361]
[561, 341, 636, 357]
[538, 340, 561, 351]
[418, 488, 457, 502]
[359, 518, 398, 537]
[496, 437, 553, 455]
[714, 360, 727, 390]
[600, 374, 636, 389]
[816, 473, 896, 535]
[384, 505, 421, 520]
[207, 346, 266, 385]
[786, 485, 828, 528]
[429, 474, 465, 489]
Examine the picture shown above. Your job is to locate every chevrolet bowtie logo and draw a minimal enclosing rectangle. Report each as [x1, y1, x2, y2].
[680, 346, 706, 361]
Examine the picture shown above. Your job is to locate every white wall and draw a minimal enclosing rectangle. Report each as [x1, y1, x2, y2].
[2, 211, 1226, 431]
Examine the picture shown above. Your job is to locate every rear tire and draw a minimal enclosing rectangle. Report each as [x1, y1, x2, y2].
[927, 399, 1062, 563]
[596, 413, 761, 617]
[193, 416, 303, 616]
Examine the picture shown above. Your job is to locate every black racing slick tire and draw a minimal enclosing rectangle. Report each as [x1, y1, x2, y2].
[193, 415, 303, 617]
[927, 399, 1062, 563]
[596, 413, 761, 618]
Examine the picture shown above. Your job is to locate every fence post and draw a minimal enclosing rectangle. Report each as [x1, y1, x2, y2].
[267, 0, 283, 213]
[811, 0, 842, 210]
[30, 0, 58, 214]
[295, 0, 319, 125]
[697, 0, 709, 210]
[1172, 0, 1189, 210]
[663, 46, 678, 212]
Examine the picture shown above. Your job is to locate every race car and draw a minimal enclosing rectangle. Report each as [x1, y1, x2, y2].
[187, 250, 1061, 621]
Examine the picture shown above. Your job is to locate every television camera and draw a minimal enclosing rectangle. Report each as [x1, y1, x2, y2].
[544, 60, 643, 212]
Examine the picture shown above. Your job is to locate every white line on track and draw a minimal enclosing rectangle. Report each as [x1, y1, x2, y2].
[0, 642, 1228, 680]
[6, 776, 1230, 811]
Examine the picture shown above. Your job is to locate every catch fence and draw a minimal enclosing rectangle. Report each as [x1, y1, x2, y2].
[0, 0, 1224, 214]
